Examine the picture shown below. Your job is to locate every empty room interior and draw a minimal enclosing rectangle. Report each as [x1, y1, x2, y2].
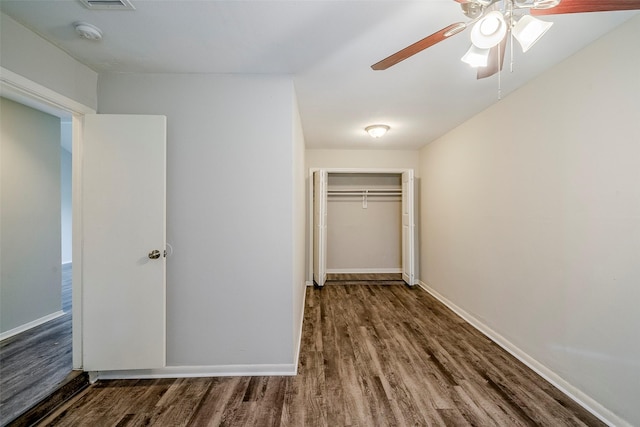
[0, 1, 639, 426]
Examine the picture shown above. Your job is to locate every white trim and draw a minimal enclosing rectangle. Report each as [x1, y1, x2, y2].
[92, 363, 297, 380]
[417, 280, 631, 427]
[307, 174, 315, 284]
[0, 311, 65, 341]
[311, 167, 414, 174]
[327, 268, 402, 274]
[71, 114, 84, 369]
[0, 67, 95, 116]
[293, 281, 307, 375]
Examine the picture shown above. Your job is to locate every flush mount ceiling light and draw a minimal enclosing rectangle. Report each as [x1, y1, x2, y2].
[365, 124, 390, 138]
[73, 22, 103, 41]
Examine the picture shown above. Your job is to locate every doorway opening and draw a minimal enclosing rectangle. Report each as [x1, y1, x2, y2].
[0, 67, 94, 425]
[0, 98, 74, 424]
[310, 168, 416, 287]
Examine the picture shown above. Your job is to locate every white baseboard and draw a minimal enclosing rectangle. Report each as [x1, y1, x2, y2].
[62, 261, 72, 267]
[306, 280, 314, 287]
[93, 363, 297, 380]
[327, 268, 402, 274]
[417, 280, 630, 427]
[0, 310, 65, 341]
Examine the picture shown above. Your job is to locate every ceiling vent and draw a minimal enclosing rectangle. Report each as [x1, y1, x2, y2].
[79, 0, 135, 10]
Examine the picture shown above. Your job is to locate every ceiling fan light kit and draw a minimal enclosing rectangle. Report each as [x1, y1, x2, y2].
[462, 44, 491, 67]
[365, 124, 390, 138]
[371, 0, 640, 77]
[512, 15, 554, 52]
[464, 4, 552, 74]
[471, 11, 508, 49]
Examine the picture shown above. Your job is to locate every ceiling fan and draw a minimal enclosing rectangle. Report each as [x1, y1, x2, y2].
[371, 0, 640, 79]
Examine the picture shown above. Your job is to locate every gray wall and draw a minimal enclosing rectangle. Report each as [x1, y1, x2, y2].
[97, 73, 304, 368]
[327, 174, 401, 272]
[61, 122, 72, 264]
[0, 97, 62, 334]
[419, 15, 640, 426]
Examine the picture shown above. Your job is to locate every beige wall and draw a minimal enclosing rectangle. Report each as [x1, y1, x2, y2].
[306, 149, 420, 174]
[327, 174, 402, 272]
[419, 15, 640, 426]
[1, 97, 62, 334]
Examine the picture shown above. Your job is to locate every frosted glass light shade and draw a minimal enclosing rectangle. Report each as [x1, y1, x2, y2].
[471, 11, 507, 49]
[513, 15, 553, 52]
[461, 45, 490, 68]
[365, 124, 390, 138]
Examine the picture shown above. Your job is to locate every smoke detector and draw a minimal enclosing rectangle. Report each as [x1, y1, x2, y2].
[74, 22, 103, 41]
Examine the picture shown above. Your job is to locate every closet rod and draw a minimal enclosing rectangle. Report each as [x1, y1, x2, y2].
[327, 188, 402, 194]
[328, 192, 401, 196]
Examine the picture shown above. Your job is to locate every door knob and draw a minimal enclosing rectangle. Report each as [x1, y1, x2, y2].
[148, 249, 161, 259]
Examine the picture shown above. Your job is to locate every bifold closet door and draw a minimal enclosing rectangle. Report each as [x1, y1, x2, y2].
[313, 170, 328, 286]
[402, 170, 415, 285]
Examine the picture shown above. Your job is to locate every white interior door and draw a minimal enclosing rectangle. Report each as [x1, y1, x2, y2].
[402, 170, 415, 286]
[82, 114, 166, 371]
[313, 170, 328, 286]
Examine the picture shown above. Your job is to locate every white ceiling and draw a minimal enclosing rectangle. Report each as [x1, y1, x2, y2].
[1, 1, 636, 150]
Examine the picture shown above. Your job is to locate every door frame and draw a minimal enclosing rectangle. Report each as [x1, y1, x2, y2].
[307, 167, 417, 285]
[1, 67, 95, 368]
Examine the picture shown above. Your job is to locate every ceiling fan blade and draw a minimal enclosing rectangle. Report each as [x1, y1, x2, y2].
[477, 35, 507, 79]
[371, 22, 466, 70]
[531, 0, 640, 15]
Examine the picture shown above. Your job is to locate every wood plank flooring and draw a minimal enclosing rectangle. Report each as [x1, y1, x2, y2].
[37, 281, 605, 426]
[0, 264, 73, 426]
[326, 273, 403, 283]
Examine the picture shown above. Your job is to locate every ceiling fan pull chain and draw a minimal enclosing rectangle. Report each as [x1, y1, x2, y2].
[508, 0, 515, 73]
[498, 41, 503, 100]
[510, 30, 515, 73]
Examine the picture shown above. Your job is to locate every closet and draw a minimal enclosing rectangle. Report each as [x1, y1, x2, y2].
[312, 169, 415, 286]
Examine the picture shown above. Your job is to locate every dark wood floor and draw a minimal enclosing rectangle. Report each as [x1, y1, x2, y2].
[36, 280, 605, 426]
[0, 264, 73, 426]
[326, 272, 403, 283]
